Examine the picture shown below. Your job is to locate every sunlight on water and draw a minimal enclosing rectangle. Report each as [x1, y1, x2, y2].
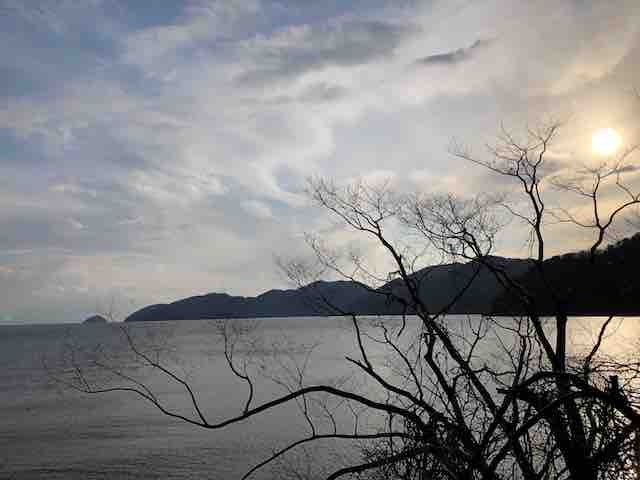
[1, 316, 638, 478]
[568, 316, 640, 358]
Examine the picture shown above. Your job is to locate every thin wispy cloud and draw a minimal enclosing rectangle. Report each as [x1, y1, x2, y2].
[414, 38, 492, 66]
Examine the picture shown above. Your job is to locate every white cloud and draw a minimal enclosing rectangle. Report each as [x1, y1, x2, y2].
[51, 183, 98, 198]
[241, 199, 273, 220]
[117, 216, 144, 226]
[67, 218, 86, 231]
[1, 0, 105, 34]
[409, 169, 464, 195]
[360, 169, 398, 187]
[121, 0, 261, 70]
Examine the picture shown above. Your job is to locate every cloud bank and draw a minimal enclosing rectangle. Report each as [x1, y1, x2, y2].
[1, 0, 640, 322]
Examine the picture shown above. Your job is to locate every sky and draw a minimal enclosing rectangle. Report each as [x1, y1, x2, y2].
[1, 0, 640, 324]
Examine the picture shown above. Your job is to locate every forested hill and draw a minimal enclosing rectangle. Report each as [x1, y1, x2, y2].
[125, 281, 369, 322]
[346, 256, 531, 315]
[125, 233, 640, 322]
[124, 257, 530, 322]
[492, 232, 640, 315]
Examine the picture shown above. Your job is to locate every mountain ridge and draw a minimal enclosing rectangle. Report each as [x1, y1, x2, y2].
[124, 257, 528, 322]
[125, 234, 640, 322]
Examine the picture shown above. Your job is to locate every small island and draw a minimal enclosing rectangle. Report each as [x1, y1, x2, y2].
[83, 314, 108, 324]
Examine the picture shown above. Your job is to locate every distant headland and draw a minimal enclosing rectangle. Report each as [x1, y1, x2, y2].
[83, 315, 108, 324]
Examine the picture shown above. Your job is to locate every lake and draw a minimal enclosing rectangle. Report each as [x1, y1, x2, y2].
[1, 316, 638, 479]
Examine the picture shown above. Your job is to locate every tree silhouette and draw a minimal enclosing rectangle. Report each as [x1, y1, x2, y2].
[52, 121, 640, 479]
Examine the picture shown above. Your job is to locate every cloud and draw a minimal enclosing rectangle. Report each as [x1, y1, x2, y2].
[267, 82, 349, 105]
[51, 182, 98, 198]
[241, 199, 274, 220]
[1, 0, 107, 34]
[121, 0, 261, 70]
[414, 38, 492, 66]
[117, 216, 144, 226]
[344, 169, 398, 189]
[235, 19, 419, 85]
[128, 170, 229, 205]
[2, 0, 640, 323]
[67, 218, 86, 231]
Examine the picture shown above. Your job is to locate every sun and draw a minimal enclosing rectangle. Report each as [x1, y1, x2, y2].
[591, 128, 621, 156]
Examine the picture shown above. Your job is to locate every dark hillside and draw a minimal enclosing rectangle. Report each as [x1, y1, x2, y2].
[126, 234, 640, 322]
[493, 233, 640, 315]
[347, 256, 531, 315]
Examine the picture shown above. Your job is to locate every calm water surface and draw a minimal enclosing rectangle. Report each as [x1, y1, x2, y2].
[1, 316, 638, 479]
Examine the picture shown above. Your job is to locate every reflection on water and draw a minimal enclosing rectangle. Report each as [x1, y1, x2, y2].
[1, 316, 638, 479]
[567, 316, 639, 359]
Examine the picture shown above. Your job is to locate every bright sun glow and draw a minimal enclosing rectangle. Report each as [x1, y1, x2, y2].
[591, 128, 621, 156]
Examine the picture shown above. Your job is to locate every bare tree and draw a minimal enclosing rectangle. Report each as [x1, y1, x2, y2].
[51, 121, 640, 480]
